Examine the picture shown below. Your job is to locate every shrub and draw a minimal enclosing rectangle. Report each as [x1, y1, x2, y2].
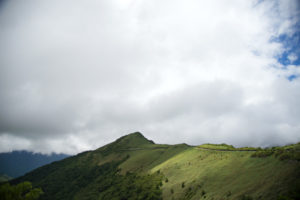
[182, 182, 185, 188]
[0, 181, 43, 200]
[279, 152, 293, 161]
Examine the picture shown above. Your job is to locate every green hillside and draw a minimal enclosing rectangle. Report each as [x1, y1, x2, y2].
[9, 132, 300, 200]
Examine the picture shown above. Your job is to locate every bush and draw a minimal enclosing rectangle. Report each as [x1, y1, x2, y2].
[279, 152, 292, 160]
[182, 182, 185, 188]
[251, 150, 273, 158]
[277, 151, 300, 161]
[0, 181, 43, 200]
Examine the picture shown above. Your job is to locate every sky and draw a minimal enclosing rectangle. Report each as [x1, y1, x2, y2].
[0, 0, 300, 154]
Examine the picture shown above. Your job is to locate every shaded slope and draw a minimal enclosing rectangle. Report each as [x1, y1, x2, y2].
[11, 132, 189, 200]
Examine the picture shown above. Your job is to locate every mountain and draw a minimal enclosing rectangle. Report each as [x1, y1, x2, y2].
[0, 174, 11, 183]
[0, 151, 69, 178]
[10, 132, 300, 200]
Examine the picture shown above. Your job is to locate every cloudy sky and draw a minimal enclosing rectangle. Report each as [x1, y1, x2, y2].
[0, 0, 300, 154]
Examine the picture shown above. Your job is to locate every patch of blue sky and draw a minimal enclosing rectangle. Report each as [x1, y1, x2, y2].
[275, 31, 300, 66]
[269, 0, 300, 68]
[271, 20, 300, 81]
[288, 74, 298, 81]
[279, 32, 300, 81]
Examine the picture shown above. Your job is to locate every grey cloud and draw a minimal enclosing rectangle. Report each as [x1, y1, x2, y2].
[149, 81, 243, 119]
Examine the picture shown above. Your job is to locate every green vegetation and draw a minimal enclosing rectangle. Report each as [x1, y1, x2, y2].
[9, 132, 300, 200]
[198, 143, 260, 151]
[75, 164, 163, 200]
[0, 181, 43, 200]
[152, 145, 300, 200]
[251, 143, 300, 161]
[13, 157, 163, 200]
[198, 143, 236, 150]
[200, 143, 300, 161]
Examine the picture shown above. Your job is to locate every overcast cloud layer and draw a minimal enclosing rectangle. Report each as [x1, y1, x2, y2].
[0, 0, 300, 154]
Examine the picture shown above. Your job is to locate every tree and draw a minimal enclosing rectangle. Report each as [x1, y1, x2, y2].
[0, 181, 43, 200]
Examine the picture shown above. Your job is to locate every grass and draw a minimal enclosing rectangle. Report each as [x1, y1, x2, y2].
[198, 143, 236, 150]
[119, 144, 190, 174]
[151, 148, 300, 200]
[198, 143, 260, 151]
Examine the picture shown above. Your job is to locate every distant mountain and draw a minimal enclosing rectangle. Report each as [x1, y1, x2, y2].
[0, 151, 69, 178]
[0, 174, 11, 183]
[11, 132, 300, 200]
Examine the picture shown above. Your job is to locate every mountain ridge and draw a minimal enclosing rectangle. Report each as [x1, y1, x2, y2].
[8, 132, 300, 200]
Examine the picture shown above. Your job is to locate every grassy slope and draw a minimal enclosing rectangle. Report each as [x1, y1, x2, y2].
[92, 132, 191, 174]
[100, 137, 300, 200]
[10, 132, 300, 200]
[119, 144, 190, 174]
[151, 148, 299, 200]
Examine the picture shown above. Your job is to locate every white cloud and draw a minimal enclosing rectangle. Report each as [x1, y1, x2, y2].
[288, 53, 298, 63]
[0, 134, 31, 152]
[0, 0, 299, 154]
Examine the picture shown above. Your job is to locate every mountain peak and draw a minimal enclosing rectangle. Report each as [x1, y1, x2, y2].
[116, 132, 154, 146]
[98, 132, 155, 153]
[123, 132, 145, 139]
